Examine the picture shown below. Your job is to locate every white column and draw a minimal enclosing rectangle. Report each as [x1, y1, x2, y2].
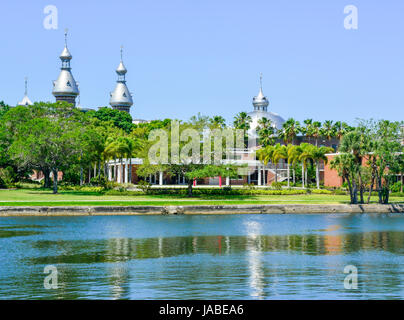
[159, 171, 163, 186]
[258, 166, 261, 186]
[226, 176, 230, 186]
[108, 164, 112, 181]
[117, 164, 121, 183]
[124, 160, 129, 184]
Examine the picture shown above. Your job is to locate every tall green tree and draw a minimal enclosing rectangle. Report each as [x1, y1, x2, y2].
[280, 118, 301, 145]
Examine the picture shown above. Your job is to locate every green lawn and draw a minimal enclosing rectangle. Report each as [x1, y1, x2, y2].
[0, 188, 403, 206]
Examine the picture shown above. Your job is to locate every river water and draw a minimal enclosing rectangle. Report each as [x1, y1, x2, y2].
[0, 213, 404, 299]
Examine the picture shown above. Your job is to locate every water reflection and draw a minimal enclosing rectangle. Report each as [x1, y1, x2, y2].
[2, 214, 404, 299]
[26, 231, 404, 265]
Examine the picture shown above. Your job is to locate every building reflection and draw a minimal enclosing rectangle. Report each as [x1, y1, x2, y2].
[244, 220, 265, 299]
[23, 230, 404, 299]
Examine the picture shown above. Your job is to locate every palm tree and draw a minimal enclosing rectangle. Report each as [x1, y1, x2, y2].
[311, 146, 334, 189]
[281, 118, 301, 145]
[312, 121, 322, 146]
[303, 119, 315, 144]
[334, 121, 350, 142]
[298, 143, 314, 188]
[273, 144, 295, 187]
[320, 120, 336, 143]
[233, 112, 252, 147]
[288, 145, 303, 186]
[209, 116, 226, 129]
[257, 117, 275, 147]
[257, 143, 284, 184]
[257, 144, 275, 185]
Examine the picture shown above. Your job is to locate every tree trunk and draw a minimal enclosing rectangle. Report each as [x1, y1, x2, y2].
[80, 167, 83, 186]
[293, 168, 295, 185]
[301, 163, 305, 189]
[367, 176, 374, 204]
[43, 168, 51, 188]
[287, 162, 290, 188]
[352, 177, 358, 204]
[275, 164, 278, 183]
[315, 161, 320, 189]
[401, 172, 403, 193]
[52, 169, 58, 194]
[346, 175, 354, 203]
[187, 180, 193, 197]
[377, 175, 382, 204]
[358, 171, 364, 204]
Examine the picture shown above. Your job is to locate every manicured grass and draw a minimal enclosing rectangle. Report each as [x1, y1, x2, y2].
[0, 188, 403, 206]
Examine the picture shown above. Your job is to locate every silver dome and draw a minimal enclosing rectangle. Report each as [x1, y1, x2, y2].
[60, 46, 72, 60]
[247, 74, 285, 137]
[52, 69, 79, 96]
[116, 61, 127, 75]
[247, 110, 285, 138]
[53, 32, 79, 103]
[110, 82, 133, 107]
[109, 47, 133, 112]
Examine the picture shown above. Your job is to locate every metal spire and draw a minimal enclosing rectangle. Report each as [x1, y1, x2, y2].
[260, 73, 263, 91]
[24, 76, 28, 96]
[64, 28, 68, 47]
[120, 45, 123, 61]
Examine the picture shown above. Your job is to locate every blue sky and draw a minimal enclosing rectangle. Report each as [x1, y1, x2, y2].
[1, 0, 403, 125]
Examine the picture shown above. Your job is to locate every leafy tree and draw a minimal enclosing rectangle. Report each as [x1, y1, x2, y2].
[88, 107, 133, 133]
[209, 116, 226, 129]
[8, 102, 94, 193]
[0, 101, 10, 119]
[256, 117, 275, 147]
[330, 153, 359, 204]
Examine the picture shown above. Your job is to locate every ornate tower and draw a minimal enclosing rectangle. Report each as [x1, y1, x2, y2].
[52, 30, 79, 106]
[17, 77, 33, 106]
[110, 46, 133, 113]
[252, 73, 269, 111]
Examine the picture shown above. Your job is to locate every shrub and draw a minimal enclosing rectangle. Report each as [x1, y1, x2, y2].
[0, 167, 15, 188]
[391, 192, 404, 197]
[243, 183, 255, 190]
[138, 180, 152, 194]
[271, 182, 283, 190]
[311, 189, 332, 194]
[391, 181, 403, 193]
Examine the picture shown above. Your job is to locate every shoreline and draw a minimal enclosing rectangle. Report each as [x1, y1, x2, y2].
[0, 204, 403, 216]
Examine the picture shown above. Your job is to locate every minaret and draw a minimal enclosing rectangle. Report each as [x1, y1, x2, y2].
[52, 29, 79, 106]
[252, 73, 269, 112]
[17, 77, 33, 106]
[110, 46, 133, 113]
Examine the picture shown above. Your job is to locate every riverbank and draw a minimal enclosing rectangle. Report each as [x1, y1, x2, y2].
[1, 203, 403, 216]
